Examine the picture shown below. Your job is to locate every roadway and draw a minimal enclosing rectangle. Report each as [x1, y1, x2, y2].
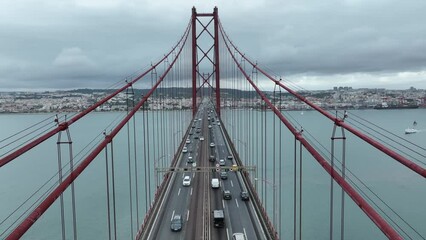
[144, 102, 266, 240]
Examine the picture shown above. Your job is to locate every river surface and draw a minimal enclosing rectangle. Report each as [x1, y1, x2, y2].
[0, 109, 425, 239]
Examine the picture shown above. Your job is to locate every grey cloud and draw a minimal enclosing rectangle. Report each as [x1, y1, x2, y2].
[1, 0, 426, 90]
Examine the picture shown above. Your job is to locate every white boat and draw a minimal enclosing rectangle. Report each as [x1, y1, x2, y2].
[405, 128, 418, 134]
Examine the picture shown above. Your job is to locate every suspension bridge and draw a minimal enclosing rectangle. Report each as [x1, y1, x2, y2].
[0, 7, 425, 240]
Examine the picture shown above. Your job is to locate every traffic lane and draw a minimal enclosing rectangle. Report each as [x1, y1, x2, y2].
[209, 178, 228, 240]
[154, 128, 202, 238]
[223, 172, 258, 239]
[217, 139, 259, 240]
[153, 172, 193, 239]
[185, 130, 209, 239]
[184, 171, 203, 239]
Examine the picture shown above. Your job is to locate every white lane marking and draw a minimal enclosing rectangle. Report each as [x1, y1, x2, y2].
[190, 187, 193, 196]
[222, 199, 225, 209]
[226, 228, 230, 240]
[178, 188, 181, 196]
[230, 180, 234, 187]
[243, 228, 247, 239]
[235, 198, 239, 208]
[187, 209, 190, 221]
[192, 172, 195, 178]
[171, 210, 175, 221]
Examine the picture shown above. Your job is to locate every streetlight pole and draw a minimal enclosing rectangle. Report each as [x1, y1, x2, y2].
[255, 177, 278, 234]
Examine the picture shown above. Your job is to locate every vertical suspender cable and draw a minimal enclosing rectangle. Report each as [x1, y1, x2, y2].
[161, 71, 165, 180]
[56, 131, 66, 240]
[133, 96, 140, 231]
[261, 98, 265, 204]
[278, 84, 283, 237]
[142, 99, 149, 213]
[256, 77, 259, 192]
[273, 84, 277, 228]
[110, 140, 117, 240]
[65, 129, 77, 240]
[299, 140, 303, 240]
[340, 124, 347, 240]
[264, 95, 268, 211]
[104, 143, 112, 240]
[126, 86, 134, 237]
[293, 136, 297, 240]
[330, 124, 336, 240]
[147, 100, 152, 203]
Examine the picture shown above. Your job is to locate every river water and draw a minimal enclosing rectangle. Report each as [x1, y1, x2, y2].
[0, 109, 425, 239]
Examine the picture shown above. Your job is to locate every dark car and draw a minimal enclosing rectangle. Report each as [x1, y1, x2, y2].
[220, 171, 228, 180]
[240, 191, 249, 201]
[223, 190, 232, 200]
[170, 214, 183, 231]
[227, 155, 233, 160]
[209, 155, 215, 162]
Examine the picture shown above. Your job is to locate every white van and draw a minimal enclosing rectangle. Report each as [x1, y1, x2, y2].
[232, 233, 247, 240]
[211, 178, 220, 189]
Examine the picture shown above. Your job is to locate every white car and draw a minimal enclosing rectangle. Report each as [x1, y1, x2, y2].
[182, 147, 188, 153]
[186, 139, 190, 144]
[210, 143, 215, 148]
[182, 176, 191, 186]
[208, 125, 212, 129]
[232, 233, 247, 240]
[219, 159, 225, 166]
[211, 178, 220, 188]
[200, 137, 205, 141]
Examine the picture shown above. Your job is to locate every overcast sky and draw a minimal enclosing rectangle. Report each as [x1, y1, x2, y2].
[1, 0, 426, 91]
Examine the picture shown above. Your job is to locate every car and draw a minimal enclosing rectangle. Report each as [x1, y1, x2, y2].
[182, 176, 191, 186]
[192, 125, 195, 128]
[223, 190, 232, 200]
[240, 191, 249, 201]
[200, 136, 204, 141]
[227, 155, 233, 160]
[182, 147, 188, 153]
[232, 233, 247, 240]
[199, 118, 202, 121]
[208, 125, 212, 129]
[189, 132, 193, 135]
[170, 214, 183, 232]
[209, 155, 215, 162]
[220, 171, 228, 180]
[211, 178, 220, 188]
[194, 135, 199, 139]
[187, 156, 194, 163]
[186, 139, 191, 144]
[210, 143, 215, 148]
[208, 117, 210, 120]
[219, 159, 225, 166]
[217, 122, 221, 126]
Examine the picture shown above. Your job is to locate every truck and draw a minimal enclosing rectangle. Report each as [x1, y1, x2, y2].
[213, 210, 225, 228]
